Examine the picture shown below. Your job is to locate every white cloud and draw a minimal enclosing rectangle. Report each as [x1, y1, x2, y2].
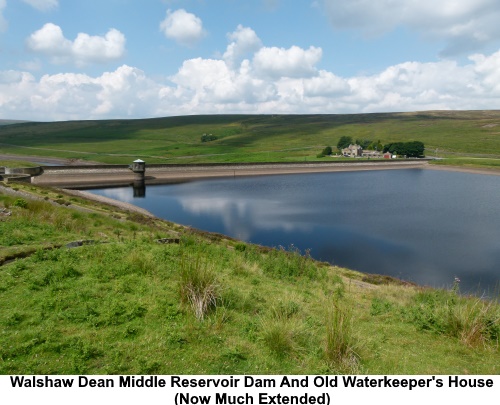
[22, 0, 58, 11]
[253, 45, 322, 78]
[322, 0, 500, 56]
[3, 25, 500, 120]
[159, 9, 206, 47]
[303, 70, 350, 97]
[0, 65, 165, 120]
[26, 23, 72, 59]
[223, 25, 262, 68]
[26, 23, 126, 66]
[72, 29, 126, 63]
[0, 0, 7, 32]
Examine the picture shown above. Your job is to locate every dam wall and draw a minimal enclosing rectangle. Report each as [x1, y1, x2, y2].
[31, 160, 430, 188]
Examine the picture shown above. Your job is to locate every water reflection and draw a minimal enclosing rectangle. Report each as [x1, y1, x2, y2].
[87, 170, 500, 295]
[178, 195, 313, 241]
[133, 180, 146, 198]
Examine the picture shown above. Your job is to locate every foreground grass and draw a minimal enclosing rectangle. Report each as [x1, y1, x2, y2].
[0, 183, 498, 374]
[1, 111, 499, 167]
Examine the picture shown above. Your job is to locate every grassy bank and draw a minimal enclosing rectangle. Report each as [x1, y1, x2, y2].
[0, 160, 38, 168]
[0, 182, 498, 374]
[429, 157, 500, 170]
[0, 111, 499, 168]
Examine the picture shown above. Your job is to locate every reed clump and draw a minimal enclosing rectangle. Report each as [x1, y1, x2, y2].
[178, 253, 220, 321]
[325, 300, 360, 372]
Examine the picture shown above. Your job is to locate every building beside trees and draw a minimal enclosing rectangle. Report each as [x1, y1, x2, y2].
[336, 139, 425, 158]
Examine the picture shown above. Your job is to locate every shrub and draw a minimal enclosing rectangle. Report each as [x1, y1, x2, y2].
[13, 198, 28, 209]
[234, 243, 246, 252]
[370, 297, 394, 316]
[201, 133, 217, 142]
[322, 146, 333, 156]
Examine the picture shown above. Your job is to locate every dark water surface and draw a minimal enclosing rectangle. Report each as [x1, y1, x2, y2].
[88, 169, 500, 295]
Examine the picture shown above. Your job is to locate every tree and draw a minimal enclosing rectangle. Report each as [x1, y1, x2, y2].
[405, 141, 425, 157]
[337, 136, 353, 150]
[322, 146, 333, 156]
[383, 142, 404, 154]
[355, 139, 372, 149]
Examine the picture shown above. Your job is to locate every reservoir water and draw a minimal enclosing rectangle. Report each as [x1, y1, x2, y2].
[87, 169, 500, 295]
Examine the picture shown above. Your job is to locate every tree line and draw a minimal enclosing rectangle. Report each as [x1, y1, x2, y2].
[333, 136, 425, 157]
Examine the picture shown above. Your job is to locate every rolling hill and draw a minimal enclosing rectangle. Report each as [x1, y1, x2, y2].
[0, 111, 499, 164]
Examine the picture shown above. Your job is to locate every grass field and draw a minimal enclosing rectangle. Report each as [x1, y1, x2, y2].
[1, 183, 498, 374]
[1, 111, 499, 167]
[0, 160, 38, 168]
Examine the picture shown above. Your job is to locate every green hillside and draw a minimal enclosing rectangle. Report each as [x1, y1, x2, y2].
[1, 111, 499, 165]
[1, 183, 498, 374]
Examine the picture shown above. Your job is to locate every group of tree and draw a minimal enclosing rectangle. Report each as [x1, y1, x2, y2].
[383, 141, 425, 157]
[201, 133, 217, 142]
[336, 136, 384, 152]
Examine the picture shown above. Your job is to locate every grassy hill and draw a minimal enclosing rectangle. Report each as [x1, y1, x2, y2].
[1, 111, 499, 165]
[0, 183, 498, 374]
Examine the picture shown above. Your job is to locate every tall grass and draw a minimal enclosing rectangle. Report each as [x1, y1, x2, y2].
[404, 289, 499, 348]
[261, 245, 323, 280]
[178, 253, 220, 321]
[449, 299, 499, 347]
[260, 298, 306, 359]
[325, 301, 359, 372]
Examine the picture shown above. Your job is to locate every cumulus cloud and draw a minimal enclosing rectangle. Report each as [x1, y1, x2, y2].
[322, 0, 500, 56]
[223, 25, 262, 68]
[0, 65, 164, 120]
[253, 46, 322, 78]
[3, 24, 500, 120]
[0, 0, 7, 32]
[21, 0, 58, 11]
[160, 9, 206, 47]
[26, 23, 126, 66]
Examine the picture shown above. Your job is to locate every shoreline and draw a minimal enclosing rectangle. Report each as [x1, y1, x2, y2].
[2, 163, 498, 295]
[26, 160, 500, 189]
[424, 164, 500, 176]
[42, 161, 500, 237]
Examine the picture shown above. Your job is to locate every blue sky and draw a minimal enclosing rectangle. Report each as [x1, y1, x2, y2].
[1, 0, 500, 121]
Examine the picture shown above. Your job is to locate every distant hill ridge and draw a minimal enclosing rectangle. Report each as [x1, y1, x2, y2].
[0, 110, 499, 164]
[0, 120, 30, 126]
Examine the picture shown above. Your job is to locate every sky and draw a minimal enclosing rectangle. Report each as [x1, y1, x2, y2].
[1, 0, 500, 121]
